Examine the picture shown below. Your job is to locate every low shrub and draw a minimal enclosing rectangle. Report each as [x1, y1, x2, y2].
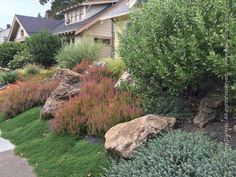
[52, 66, 143, 136]
[57, 37, 102, 68]
[72, 60, 92, 74]
[26, 31, 62, 67]
[23, 64, 41, 76]
[104, 130, 236, 177]
[0, 77, 59, 118]
[0, 42, 24, 68]
[8, 49, 34, 69]
[102, 58, 126, 78]
[0, 70, 19, 84]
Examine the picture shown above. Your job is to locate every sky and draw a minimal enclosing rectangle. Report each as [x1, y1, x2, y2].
[0, 0, 51, 29]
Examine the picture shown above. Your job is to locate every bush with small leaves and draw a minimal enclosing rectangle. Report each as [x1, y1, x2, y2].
[120, 0, 236, 99]
[0, 42, 24, 68]
[104, 130, 236, 177]
[8, 49, 34, 69]
[26, 31, 62, 67]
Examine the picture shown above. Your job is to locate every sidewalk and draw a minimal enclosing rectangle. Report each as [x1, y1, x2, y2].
[0, 137, 36, 177]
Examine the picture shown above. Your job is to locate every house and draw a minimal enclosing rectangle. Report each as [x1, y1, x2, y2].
[53, 0, 120, 58]
[0, 25, 11, 43]
[8, 14, 63, 42]
[100, 0, 142, 58]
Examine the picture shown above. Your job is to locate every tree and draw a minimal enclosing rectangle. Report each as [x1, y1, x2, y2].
[39, 0, 84, 19]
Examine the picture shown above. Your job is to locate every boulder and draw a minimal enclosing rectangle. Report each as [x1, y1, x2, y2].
[114, 71, 135, 88]
[41, 69, 81, 120]
[105, 114, 176, 159]
[0, 67, 10, 72]
[193, 96, 223, 128]
[233, 125, 236, 133]
[52, 68, 81, 84]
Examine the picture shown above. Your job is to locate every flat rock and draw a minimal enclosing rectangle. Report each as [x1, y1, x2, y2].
[105, 114, 176, 159]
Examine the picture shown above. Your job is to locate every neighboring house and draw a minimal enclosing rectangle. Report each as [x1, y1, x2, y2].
[8, 14, 63, 42]
[0, 25, 11, 43]
[53, 0, 119, 58]
[100, 0, 142, 58]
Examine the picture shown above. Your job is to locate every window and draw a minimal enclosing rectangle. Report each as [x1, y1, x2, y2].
[94, 38, 111, 45]
[20, 30, 24, 37]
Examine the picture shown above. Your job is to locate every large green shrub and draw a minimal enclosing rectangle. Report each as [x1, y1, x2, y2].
[120, 0, 236, 96]
[104, 130, 236, 177]
[26, 31, 62, 67]
[57, 37, 102, 68]
[8, 49, 34, 69]
[0, 42, 24, 67]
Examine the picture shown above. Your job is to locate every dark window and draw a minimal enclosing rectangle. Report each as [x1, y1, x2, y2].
[20, 30, 24, 37]
[94, 38, 111, 45]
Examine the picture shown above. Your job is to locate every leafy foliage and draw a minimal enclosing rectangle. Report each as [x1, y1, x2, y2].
[0, 70, 19, 84]
[0, 42, 24, 67]
[52, 66, 143, 136]
[102, 58, 126, 78]
[26, 31, 62, 67]
[120, 0, 236, 96]
[8, 49, 34, 69]
[0, 77, 59, 118]
[56, 37, 102, 68]
[104, 130, 236, 177]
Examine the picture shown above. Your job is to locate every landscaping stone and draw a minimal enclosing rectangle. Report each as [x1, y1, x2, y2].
[52, 68, 81, 84]
[41, 69, 81, 120]
[105, 114, 176, 159]
[193, 96, 224, 128]
[233, 125, 236, 133]
[0, 67, 10, 72]
[114, 71, 135, 88]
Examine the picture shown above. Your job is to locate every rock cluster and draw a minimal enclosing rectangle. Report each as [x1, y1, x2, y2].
[41, 69, 81, 120]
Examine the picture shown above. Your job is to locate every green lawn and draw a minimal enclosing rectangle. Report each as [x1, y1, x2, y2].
[0, 108, 110, 177]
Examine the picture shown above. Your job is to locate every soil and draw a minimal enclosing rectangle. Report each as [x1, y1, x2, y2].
[176, 118, 236, 149]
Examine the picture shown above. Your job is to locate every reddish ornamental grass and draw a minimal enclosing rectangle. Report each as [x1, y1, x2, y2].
[1, 76, 59, 119]
[72, 60, 93, 74]
[52, 67, 143, 136]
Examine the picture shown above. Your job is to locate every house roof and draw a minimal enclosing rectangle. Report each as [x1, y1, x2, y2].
[100, 0, 129, 20]
[58, 0, 119, 14]
[53, 4, 112, 35]
[15, 15, 63, 35]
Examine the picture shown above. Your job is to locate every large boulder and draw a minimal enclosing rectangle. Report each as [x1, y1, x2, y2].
[105, 114, 176, 159]
[114, 71, 135, 88]
[193, 96, 224, 128]
[41, 69, 81, 120]
[52, 68, 81, 84]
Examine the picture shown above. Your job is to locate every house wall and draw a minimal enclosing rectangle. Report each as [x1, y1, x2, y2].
[114, 15, 129, 58]
[85, 19, 113, 58]
[0, 28, 10, 43]
[14, 25, 28, 42]
[65, 4, 109, 25]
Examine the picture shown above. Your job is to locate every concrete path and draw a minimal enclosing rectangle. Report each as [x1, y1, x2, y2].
[0, 137, 36, 177]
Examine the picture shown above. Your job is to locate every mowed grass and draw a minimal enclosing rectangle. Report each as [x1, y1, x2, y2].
[0, 107, 110, 177]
